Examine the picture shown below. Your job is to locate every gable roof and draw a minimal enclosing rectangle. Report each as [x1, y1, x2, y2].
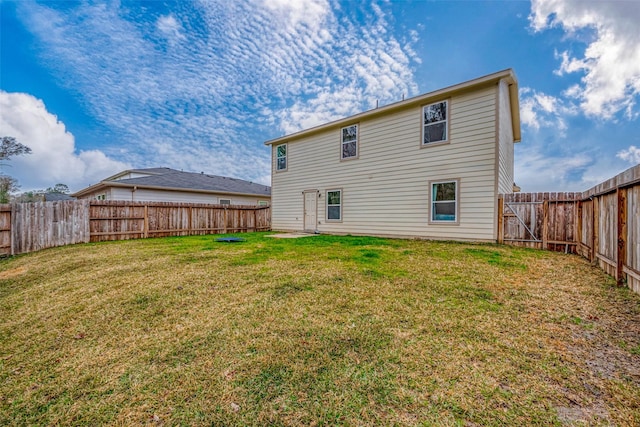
[265, 68, 521, 145]
[72, 168, 271, 198]
[104, 167, 179, 181]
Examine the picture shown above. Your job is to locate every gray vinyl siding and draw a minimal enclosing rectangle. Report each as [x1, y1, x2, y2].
[83, 187, 269, 205]
[111, 188, 216, 203]
[272, 85, 505, 241]
[497, 79, 515, 194]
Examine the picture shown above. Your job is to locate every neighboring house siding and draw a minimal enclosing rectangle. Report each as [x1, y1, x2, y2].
[112, 188, 217, 203]
[271, 85, 501, 241]
[497, 79, 515, 194]
[83, 188, 269, 205]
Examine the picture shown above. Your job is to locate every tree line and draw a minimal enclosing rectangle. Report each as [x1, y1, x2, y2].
[0, 136, 70, 203]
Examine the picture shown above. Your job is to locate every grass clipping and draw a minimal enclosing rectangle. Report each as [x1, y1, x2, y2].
[1, 233, 639, 426]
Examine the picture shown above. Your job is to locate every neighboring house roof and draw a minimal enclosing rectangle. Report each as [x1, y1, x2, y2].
[71, 168, 271, 198]
[265, 68, 521, 146]
[44, 193, 75, 201]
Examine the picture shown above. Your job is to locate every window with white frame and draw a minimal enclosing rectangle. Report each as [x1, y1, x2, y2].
[219, 199, 231, 205]
[326, 189, 342, 221]
[341, 124, 358, 159]
[423, 100, 448, 144]
[276, 144, 287, 171]
[258, 200, 269, 206]
[431, 180, 457, 222]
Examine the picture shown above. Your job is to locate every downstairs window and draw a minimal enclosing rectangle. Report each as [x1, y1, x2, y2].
[431, 180, 457, 222]
[326, 189, 342, 221]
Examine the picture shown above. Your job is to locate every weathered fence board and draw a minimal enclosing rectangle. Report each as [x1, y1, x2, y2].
[0, 205, 11, 256]
[577, 198, 594, 260]
[596, 192, 617, 277]
[627, 184, 640, 293]
[11, 200, 90, 255]
[500, 164, 640, 294]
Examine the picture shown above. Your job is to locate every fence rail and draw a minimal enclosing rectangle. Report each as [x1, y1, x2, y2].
[3, 200, 270, 255]
[499, 164, 640, 294]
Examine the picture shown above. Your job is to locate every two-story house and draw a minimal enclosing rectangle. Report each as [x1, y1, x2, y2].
[265, 69, 521, 241]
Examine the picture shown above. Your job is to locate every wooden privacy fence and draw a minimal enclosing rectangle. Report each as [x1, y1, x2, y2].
[499, 164, 640, 294]
[89, 201, 270, 242]
[2, 200, 271, 255]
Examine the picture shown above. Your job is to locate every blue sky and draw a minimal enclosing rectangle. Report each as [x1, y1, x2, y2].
[1, 0, 639, 193]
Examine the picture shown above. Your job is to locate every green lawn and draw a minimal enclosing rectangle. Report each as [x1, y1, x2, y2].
[1, 233, 639, 426]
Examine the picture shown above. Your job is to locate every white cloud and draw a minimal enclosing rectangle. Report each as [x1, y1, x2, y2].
[277, 87, 362, 134]
[260, 0, 330, 33]
[0, 91, 130, 192]
[156, 14, 186, 43]
[519, 87, 576, 133]
[616, 145, 640, 164]
[530, 0, 640, 119]
[514, 145, 595, 192]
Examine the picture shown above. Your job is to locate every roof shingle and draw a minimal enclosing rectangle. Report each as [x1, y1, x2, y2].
[108, 170, 271, 196]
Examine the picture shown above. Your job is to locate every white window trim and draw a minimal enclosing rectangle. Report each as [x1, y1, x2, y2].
[340, 124, 359, 160]
[219, 199, 231, 205]
[421, 99, 450, 147]
[429, 179, 459, 224]
[276, 143, 287, 172]
[326, 189, 343, 222]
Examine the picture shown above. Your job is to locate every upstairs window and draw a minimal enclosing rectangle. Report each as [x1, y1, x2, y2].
[276, 144, 287, 171]
[423, 100, 448, 144]
[326, 189, 342, 221]
[431, 180, 457, 222]
[341, 124, 358, 159]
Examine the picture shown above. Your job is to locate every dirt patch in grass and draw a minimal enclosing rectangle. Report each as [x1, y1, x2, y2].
[1, 233, 638, 426]
[0, 267, 26, 280]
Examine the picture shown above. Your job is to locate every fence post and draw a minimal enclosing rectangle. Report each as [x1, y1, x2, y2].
[577, 199, 583, 257]
[542, 199, 549, 251]
[573, 197, 579, 256]
[497, 196, 504, 244]
[617, 187, 627, 286]
[593, 196, 599, 264]
[10, 205, 14, 256]
[143, 205, 149, 239]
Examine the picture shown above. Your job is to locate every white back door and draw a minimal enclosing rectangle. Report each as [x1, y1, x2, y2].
[303, 190, 318, 232]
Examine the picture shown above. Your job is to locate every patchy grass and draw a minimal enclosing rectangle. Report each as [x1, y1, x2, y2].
[1, 233, 639, 426]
